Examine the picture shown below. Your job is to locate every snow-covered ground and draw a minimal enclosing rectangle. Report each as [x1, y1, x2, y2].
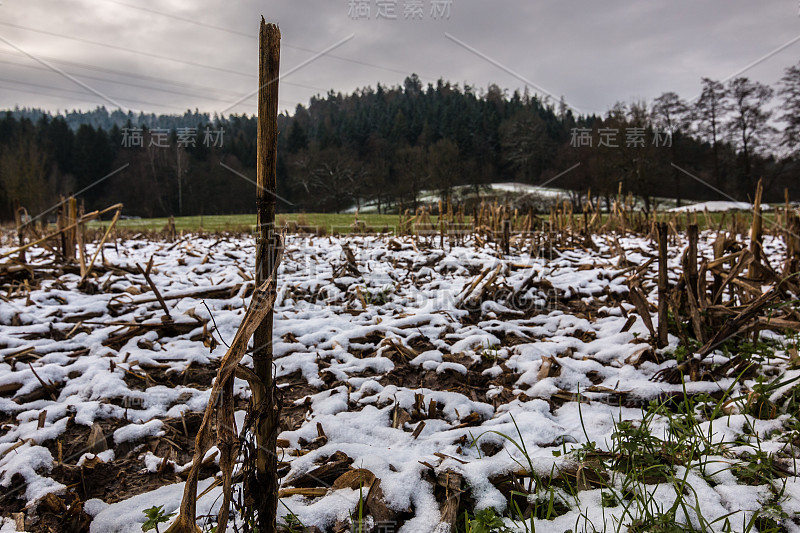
[345, 183, 575, 213]
[669, 200, 771, 213]
[0, 232, 797, 532]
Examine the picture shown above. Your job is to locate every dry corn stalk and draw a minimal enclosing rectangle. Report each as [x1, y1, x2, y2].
[166, 249, 282, 533]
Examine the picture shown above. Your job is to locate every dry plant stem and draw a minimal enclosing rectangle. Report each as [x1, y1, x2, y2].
[436, 471, 463, 532]
[165, 273, 279, 533]
[0, 203, 123, 260]
[696, 286, 778, 360]
[216, 377, 237, 533]
[80, 206, 122, 282]
[137, 258, 172, 321]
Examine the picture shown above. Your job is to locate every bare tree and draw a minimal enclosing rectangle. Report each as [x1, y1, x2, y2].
[727, 77, 775, 194]
[652, 92, 689, 206]
[309, 147, 365, 213]
[624, 101, 663, 214]
[394, 145, 426, 210]
[0, 133, 51, 213]
[694, 78, 730, 187]
[174, 145, 190, 216]
[429, 138, 461, 200]
[500, 109, 549, 182]
[779, 62, 800, 157]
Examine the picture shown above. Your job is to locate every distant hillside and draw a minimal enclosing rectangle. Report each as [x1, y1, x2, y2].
[5, 106, 215, 132]
[1, 69, 798, 219]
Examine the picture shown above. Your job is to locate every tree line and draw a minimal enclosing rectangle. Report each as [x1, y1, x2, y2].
[1, 63, 799, 220]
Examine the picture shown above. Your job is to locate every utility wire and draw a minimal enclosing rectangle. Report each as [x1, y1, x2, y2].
[0, 48, 327, 93]
[0, 21, 260, 79]
[105, 0, 434, 81]
[0, 59, 300, 108]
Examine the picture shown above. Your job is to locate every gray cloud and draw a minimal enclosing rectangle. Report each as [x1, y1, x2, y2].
[0, 0, 797, 116]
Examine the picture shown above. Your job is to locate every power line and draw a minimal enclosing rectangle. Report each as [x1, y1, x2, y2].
[0, 32, 124, 109]
[0, 83, 105, 108]
[0, 48, 327, 94]
[105, 0, 434, 81]
[0, 58, 249, 104]
[0, 21, 356, 111]
[0, 20, 429, 114]
[106, 0, 254, 39]
[221, 34, 355, 114]
[0, 76, 194, 111]
[0, 20, 423, 87]
[0, 74, 299, 111]
[0, 21, 258, 78]
[0, 49, 234, 98]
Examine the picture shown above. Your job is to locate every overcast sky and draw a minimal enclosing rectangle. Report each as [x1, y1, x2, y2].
[0, 0, 798, 117]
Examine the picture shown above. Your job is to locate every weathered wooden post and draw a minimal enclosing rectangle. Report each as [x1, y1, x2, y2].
[66, 196, 78, 261]
[687, 224, 699, 296]
[657, 222, 669, 348]
[13, 202, 25, 263]
[167, 216, 176, 242]
[502, 215, 511, 255]
[439, 199, 445, 249]
[249, 17, 281, 532]
[56, 197, 65, 259]
[749, 178, 764, 278]
[685, 224, 705, 343]
[77, 201, 87, 278]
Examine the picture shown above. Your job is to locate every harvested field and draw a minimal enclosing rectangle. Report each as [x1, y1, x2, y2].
[1, 204, 800, 532]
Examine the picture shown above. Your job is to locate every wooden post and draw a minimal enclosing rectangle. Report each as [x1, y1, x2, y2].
[13, 202, 25, 263]
[685, 224, 705, 342]
[77, 202, 87, 279]
[687, 224, 699, 296]
[167, 216, 176, 242]
[57, 197, 66, 259]
[502, 216, 510, 255]
[786, 208, 800, 276]
[749, 178, 764, 278]
[398, 201, 404, 236]
[66, 196, 78, 261]
[785, 188, 791, 227]
[249, 17, 281, 532]
[439, 199, 444, 249]
[657, 222, 669, 348]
